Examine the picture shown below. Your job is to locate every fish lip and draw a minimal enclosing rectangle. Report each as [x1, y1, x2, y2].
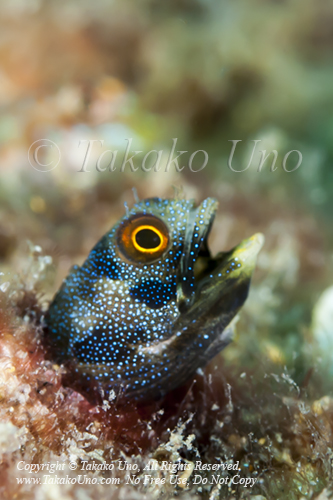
[194, 232, 265, 298]
[178, 198, 218, 304]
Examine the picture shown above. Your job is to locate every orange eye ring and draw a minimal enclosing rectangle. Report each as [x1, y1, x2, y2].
[117, 214, 169, 264]
[131, 225, 164, 253]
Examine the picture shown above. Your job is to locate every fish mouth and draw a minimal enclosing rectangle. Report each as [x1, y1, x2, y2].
[178, 197, 264, 317]
[194, 232, 264, 299]
[178, 198, 218, 308]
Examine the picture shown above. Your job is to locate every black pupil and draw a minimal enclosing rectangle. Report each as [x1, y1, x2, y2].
[135, 228, 161, 249]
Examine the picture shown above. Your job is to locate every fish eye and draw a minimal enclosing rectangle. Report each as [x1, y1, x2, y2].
[117, 214, 169, 263]
[132, 226, 163, 252]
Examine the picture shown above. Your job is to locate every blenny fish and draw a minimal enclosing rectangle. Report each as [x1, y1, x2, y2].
[45, 197, 263, 402]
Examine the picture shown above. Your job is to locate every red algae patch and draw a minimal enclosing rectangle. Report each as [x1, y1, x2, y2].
[1, 275, 333, 499]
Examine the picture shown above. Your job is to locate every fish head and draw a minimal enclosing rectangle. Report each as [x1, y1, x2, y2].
[46, 197, 264, 402]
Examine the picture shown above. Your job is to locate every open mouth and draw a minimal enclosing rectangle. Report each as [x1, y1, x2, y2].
[178, 197, 264, 314]
[178, 198, 218, 307]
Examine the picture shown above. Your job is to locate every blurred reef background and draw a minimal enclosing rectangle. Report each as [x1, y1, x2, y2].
[1, 0, 333, 499]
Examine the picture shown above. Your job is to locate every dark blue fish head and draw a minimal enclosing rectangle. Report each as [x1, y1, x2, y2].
[45, 197, 263, 401]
